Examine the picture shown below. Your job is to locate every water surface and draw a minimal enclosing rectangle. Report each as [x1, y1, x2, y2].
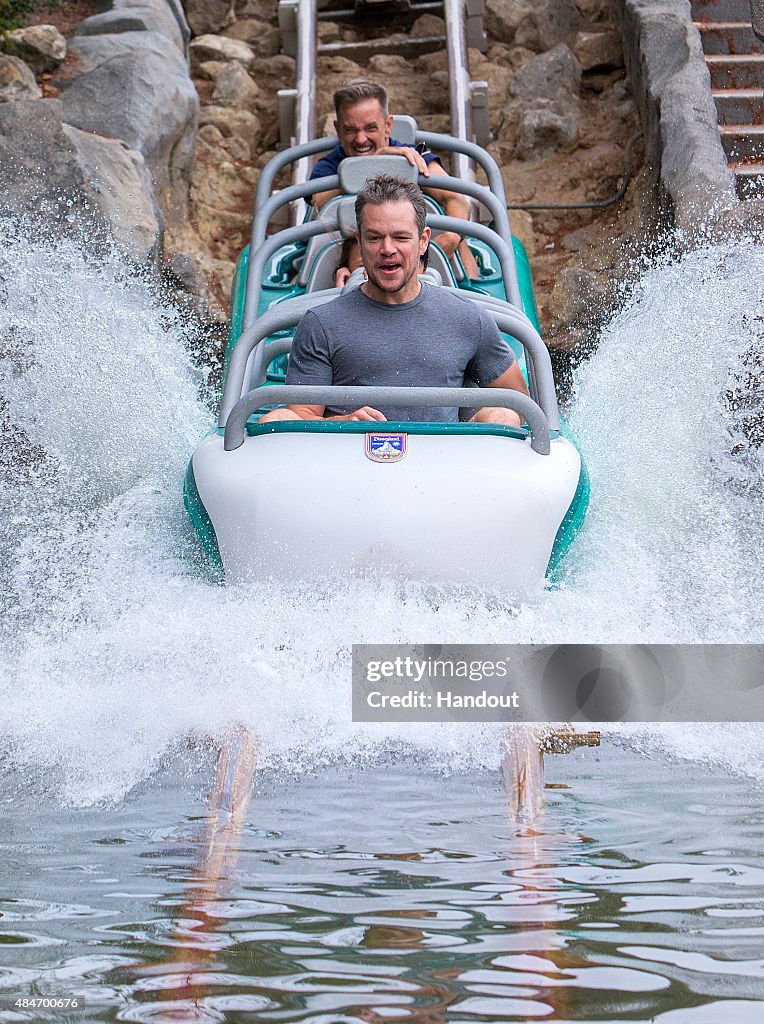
[2, 745, 763, 1022]
[1, 225, 763, 1021]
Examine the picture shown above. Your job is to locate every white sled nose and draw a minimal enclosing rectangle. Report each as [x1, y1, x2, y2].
[192, 427, 582, 595]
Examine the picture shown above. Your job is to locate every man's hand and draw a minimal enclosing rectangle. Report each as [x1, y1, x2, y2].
[313, 188, 342, 211]
[262, 404, 386, 422]
[471, 407, 523, 428]
[328, 407, 387, 422]
[431, 231, 481, 279]
[376, 145, 430, 177]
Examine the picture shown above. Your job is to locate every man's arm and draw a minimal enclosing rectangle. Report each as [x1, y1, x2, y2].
[308, 150, 343, 210]
[471, 360, 529, 427]
[257, 310, 388, 423]
[420, 162, 480, 277]
[485, 360, 530, 397]
[313, 188, 341, 211]
[285, 403, 386, 421]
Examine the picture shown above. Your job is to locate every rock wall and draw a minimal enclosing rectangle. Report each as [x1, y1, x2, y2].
[179, 0, 649, 345]
[753, 0, 764, 40]
[4, 0, 740, 340]
[612, 0, 737, 231]
[0, 1, 199, 271]
[58, 0, 198, 239]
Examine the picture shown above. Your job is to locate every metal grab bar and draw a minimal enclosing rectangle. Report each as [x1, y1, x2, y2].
[221, 291, 340, 427]
[241, 293, 557, 431]
[237, 291, 557, 427]
[223, 386, 551, 455]
[250, 165, 511, 255]
[243, 185, 521, 329]
[427, 213, 521, 307]
[244, 178, 340, 331]
[252, 133, 510, 229]
[221, 256, 554, 430]
[251, 336, 294, 379]
[418, 173, 511, 244]
[416, 131, 508, 207]
[253, 138, 337, 230]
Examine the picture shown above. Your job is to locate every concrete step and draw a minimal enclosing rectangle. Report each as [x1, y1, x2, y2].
[691, 0, 752, 21]
[730, 160, 764, 197]
[695, 21, 764, 53]
[719, 123, 764, 159]
[713, 88, 764, 124]
[705, 53, 764, 87]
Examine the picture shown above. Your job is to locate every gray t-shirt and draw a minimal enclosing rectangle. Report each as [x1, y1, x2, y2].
[285, 283, 515, 422]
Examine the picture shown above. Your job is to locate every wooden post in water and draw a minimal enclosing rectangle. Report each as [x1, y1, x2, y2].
[501, 724, 601, 821]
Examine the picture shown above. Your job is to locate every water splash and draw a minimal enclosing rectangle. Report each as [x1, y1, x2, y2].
[1, 223, 762, 804]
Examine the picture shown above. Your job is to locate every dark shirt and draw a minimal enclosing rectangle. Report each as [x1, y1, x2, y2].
[309, 139, 440, 181]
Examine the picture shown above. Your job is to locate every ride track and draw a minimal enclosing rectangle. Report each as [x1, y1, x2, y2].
[182, 0, 602, 883]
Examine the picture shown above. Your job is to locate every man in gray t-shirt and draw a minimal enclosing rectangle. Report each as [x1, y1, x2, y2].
[260, 174, 528, 426]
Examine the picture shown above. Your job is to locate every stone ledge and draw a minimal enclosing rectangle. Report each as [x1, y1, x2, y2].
[612, 0, 738, 230]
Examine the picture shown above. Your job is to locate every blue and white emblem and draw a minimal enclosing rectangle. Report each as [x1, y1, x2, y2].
[365, 432, 407, 463]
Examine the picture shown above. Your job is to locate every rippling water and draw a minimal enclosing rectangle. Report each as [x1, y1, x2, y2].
[1, 222, 763, 1020]
[2, 747, 763, 1022]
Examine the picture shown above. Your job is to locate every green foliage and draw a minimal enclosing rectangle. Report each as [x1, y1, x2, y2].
[0, 1, 36, 34]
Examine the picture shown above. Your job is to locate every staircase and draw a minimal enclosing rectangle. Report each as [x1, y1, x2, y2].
[693, 0, 764, 197]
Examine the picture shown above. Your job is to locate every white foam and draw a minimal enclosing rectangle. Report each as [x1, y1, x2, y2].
[1, 226, 762, 804]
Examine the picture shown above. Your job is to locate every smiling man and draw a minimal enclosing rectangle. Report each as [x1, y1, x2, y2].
[260, 175, 528, 427]
[310, 80, 479, 278]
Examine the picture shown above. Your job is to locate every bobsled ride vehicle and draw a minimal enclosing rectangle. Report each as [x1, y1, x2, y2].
[184, 122, 589, 594]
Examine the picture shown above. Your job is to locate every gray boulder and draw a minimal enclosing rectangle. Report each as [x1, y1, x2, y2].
[0, 100, 97, 226]
[545, 266, 612, 343]
[515, 0, 583, 53]
[516, 108, 579, 158]
[195, 60, 229, 81]
[236, 0, 276, 23]
[63, 125, 162, 264]
[185, 0, 236, 36]
[0, 25, 66, 73]
[75, 0, 190, 55]
[509, 43, 582, 105]
[212, 62, 259, 111]
[484, 0, 530, 44]
[189, 34, 256, 70]
[0, 100, 160, 265]
[574, 30, 623, 71]
[221, 18, 281, 57]
[55, 31, 199, 230]
[198, 104, 259, 152]
[617, 0, 737, 231]
[0, 54, 41, 102]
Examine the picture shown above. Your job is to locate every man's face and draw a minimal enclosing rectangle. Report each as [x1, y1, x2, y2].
[358, 200, 430, 298]
[334, 99, 393, 157]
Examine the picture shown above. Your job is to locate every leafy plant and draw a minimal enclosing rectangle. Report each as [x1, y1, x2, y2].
[0, 1, 36, 34]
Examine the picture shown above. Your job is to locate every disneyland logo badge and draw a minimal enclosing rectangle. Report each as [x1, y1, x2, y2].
[365, 433, 407, 463]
